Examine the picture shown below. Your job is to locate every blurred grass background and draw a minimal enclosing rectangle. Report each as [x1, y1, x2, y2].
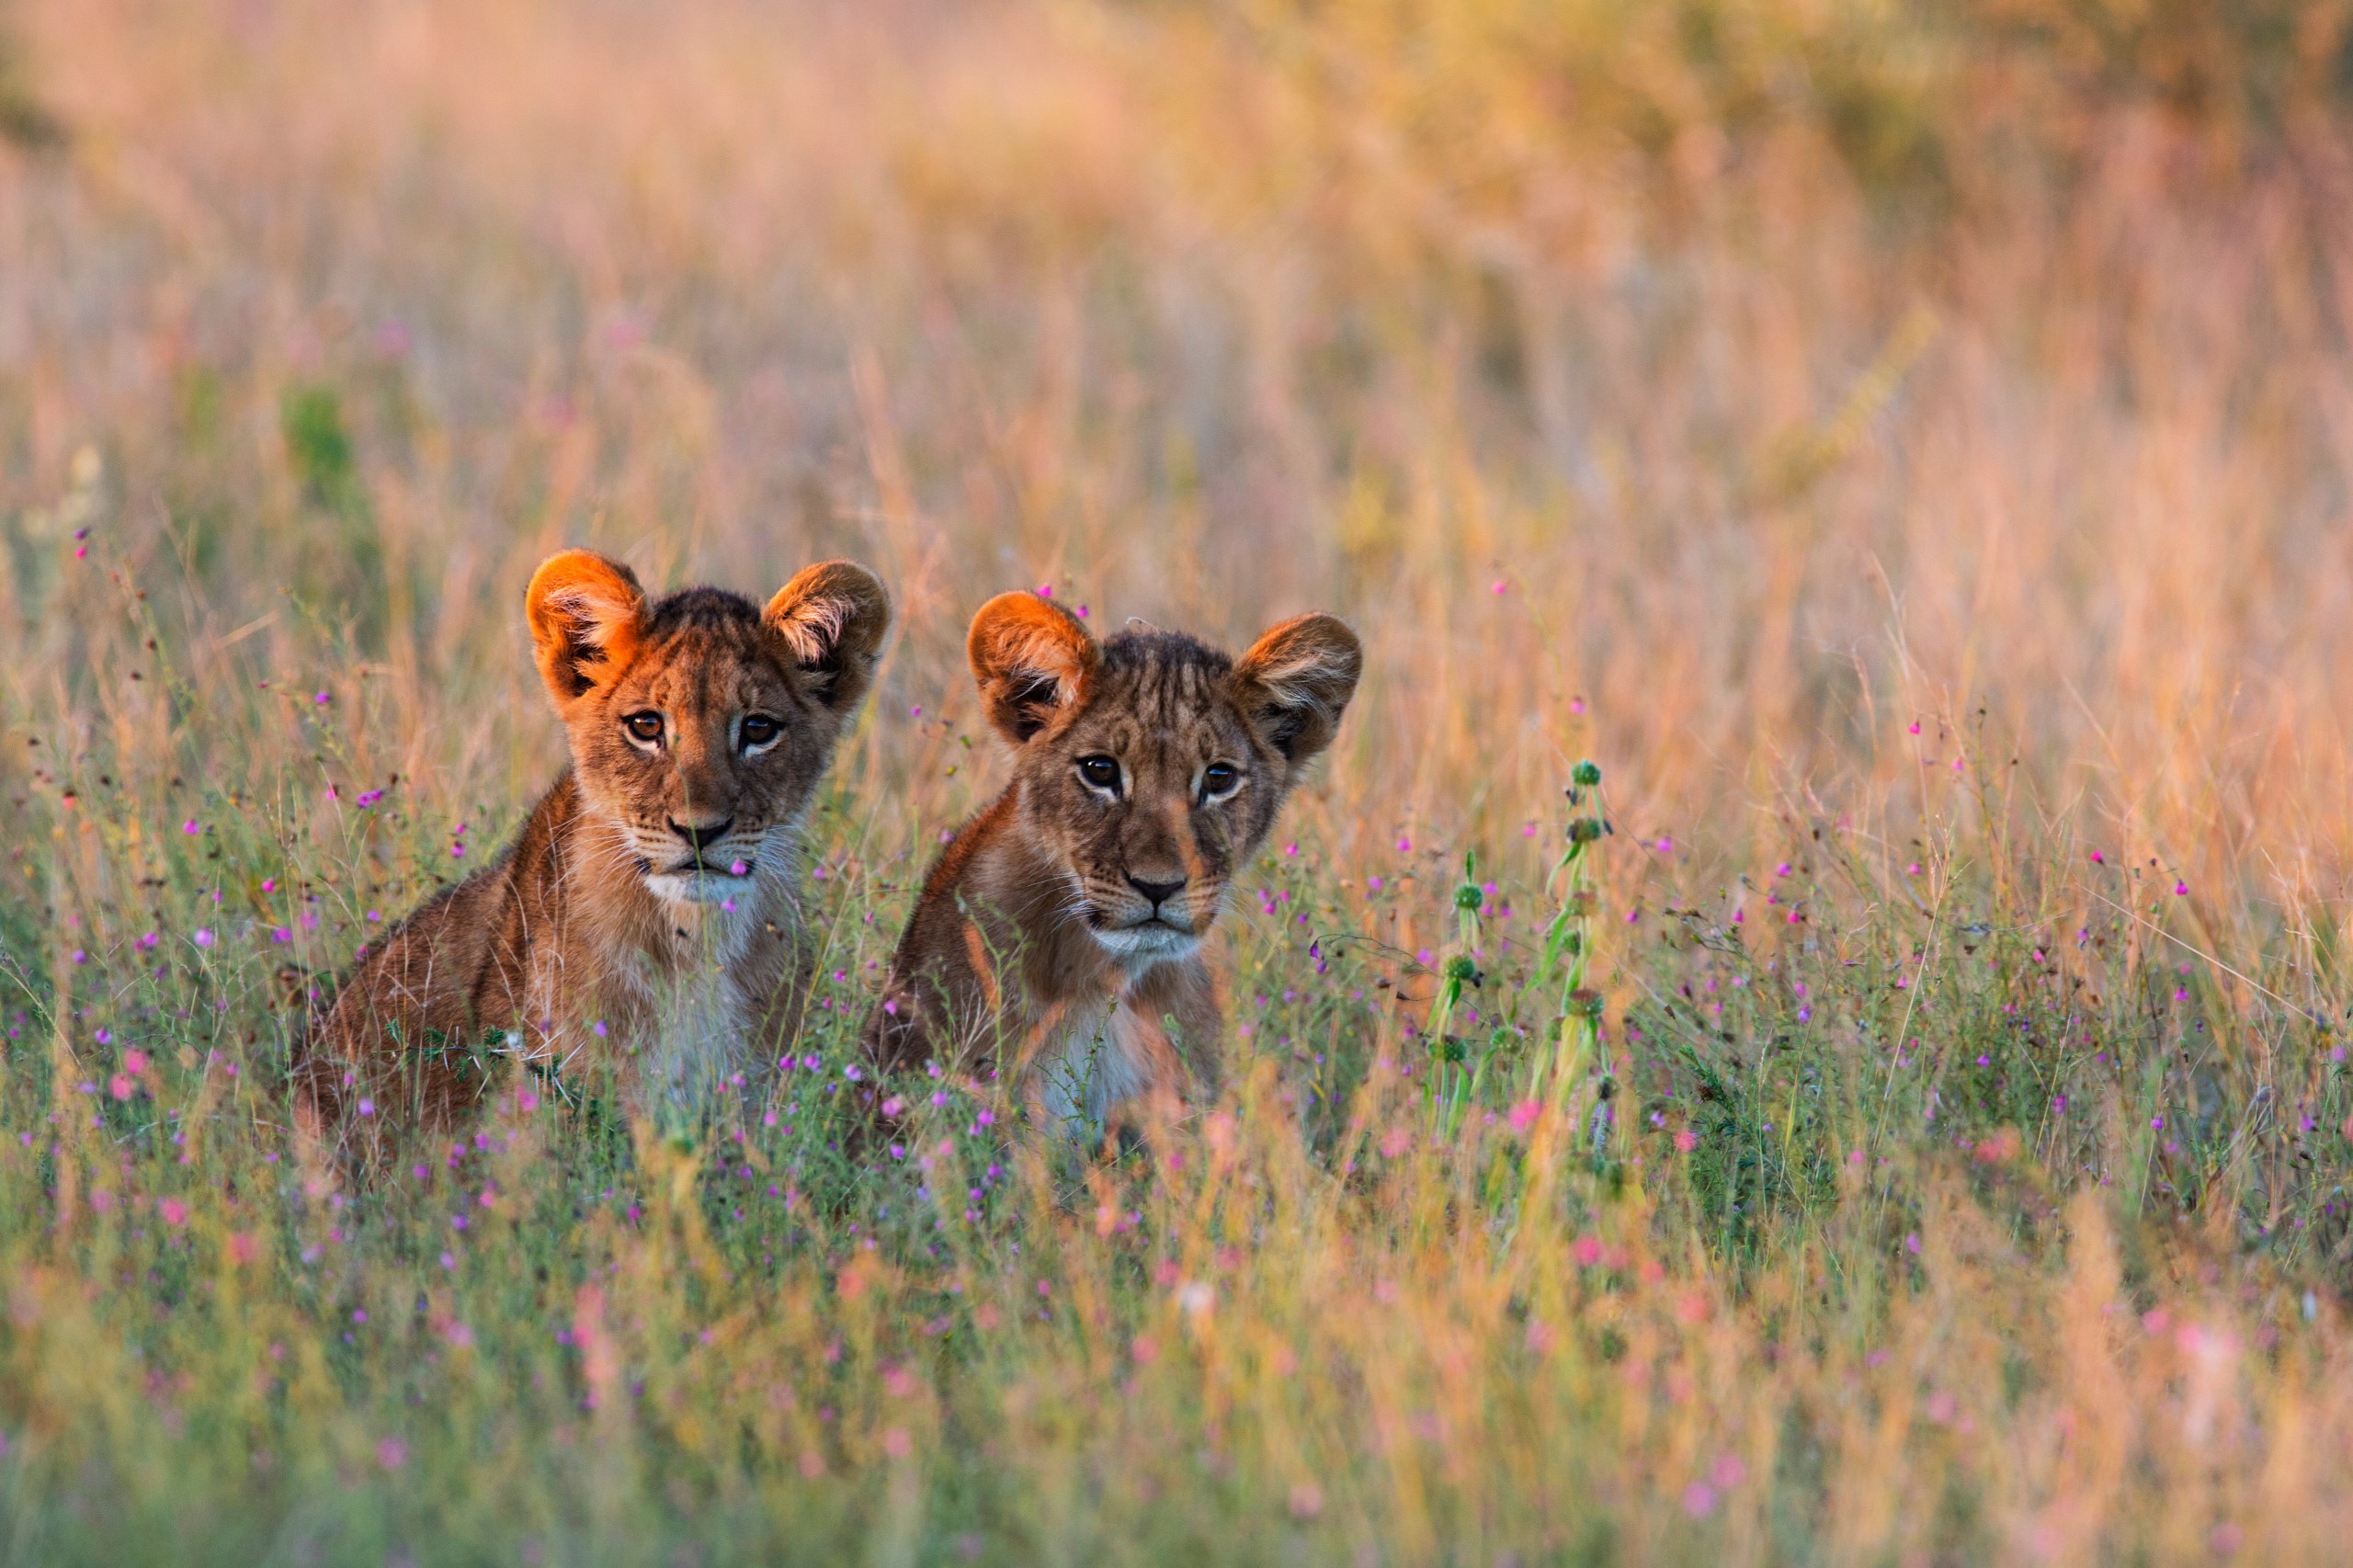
[3, 0, 2353, 1561]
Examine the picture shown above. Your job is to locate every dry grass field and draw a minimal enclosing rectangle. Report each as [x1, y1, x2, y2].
[5, 0, 2353, 1560]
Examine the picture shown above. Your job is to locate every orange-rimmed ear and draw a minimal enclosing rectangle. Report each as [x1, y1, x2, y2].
[1232, 612, 1362, 766]
[767, 560, 892, 713]
[526, 550, 648, 705]
[967, 591, 1098, 745]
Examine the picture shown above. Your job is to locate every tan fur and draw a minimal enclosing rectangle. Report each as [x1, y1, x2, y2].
[296, 551, 891, 1175]
[868, 594, 1360, 1138]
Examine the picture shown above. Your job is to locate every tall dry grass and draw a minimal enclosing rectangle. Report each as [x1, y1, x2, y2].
[2, 0, 2353, 1559]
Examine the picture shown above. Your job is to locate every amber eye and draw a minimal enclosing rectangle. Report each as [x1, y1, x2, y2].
[1201, 762, 1241, 801]
[1077, 755, 1121, 793]
[740, 714, 780, 751]
[623, 711, 664, 745]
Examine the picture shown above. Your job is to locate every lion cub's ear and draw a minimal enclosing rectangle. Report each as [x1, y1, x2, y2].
[527, 550, 649, 705]
[967, 591, 1098, 745]
[1233, 613, 1363, 766]
[767, 561, 893, 714]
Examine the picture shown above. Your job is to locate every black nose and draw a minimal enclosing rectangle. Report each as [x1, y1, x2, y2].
[671, 818, 734, 854]
[1128, 875, 1187, 908]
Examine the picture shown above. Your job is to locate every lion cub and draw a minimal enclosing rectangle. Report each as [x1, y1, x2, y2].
[868, 592, 1360, 1136]
[297, 549, 891, 1170]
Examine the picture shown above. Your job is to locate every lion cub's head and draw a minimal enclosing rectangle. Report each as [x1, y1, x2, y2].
[966, 593, 1360, 964]
[526, 550, 891, 906]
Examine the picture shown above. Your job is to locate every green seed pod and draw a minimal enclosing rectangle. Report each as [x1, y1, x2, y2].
[1441, 1036, 1468, 1063]
[1443, 955, 1477, 983]
[1454, 882, 1483, 912]
[1573, 759, 1603, 788]
[1569, 818, 1603, 845]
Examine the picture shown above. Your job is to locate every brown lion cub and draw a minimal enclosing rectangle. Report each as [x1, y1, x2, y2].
[296, 549, 891, 1171]
[867, 592, 1360, 1136]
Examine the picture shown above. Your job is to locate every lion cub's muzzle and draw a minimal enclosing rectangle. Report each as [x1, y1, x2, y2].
[1085, 869, 1222, 962]
[634, 817, 771, 903]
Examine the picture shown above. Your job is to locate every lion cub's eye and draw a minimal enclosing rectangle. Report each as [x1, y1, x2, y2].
[740, 714, 781, 752]
[623, 711, 665, 746]
[1076, 755, 1121, 794]
[1200, 761, 1242, 801]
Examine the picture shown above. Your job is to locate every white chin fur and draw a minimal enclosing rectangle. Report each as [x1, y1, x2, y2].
[644, 870, 749, 906]
[1092, 925, 1200, 965]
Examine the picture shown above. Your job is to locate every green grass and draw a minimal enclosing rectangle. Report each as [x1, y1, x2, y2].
[0, 590, 2345, 1562]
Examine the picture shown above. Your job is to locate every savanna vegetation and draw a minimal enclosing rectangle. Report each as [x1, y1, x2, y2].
[4, 0, 2353, 1560]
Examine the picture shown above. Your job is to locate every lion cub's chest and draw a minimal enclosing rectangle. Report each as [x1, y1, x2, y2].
[1029, 961, 1198, 1136]
[556, 887, 795, 1113]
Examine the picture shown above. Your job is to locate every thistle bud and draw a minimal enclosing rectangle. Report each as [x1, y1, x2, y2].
[1454, 883, 1483, 912]
[1569, 818, 1603, 845]
[1443, 955, 1477, 983]
[1572, 760, 1602, 788]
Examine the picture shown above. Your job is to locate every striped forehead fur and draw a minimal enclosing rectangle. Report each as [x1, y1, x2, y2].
[1090, 631, 1231, 719]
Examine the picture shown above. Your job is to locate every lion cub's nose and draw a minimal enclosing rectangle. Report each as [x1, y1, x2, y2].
[670, 818, 735, 853]
[1127, 874, 1187, 909]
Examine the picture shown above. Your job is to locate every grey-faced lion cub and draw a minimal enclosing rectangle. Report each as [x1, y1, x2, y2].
[867, 591, 1360, 1138]
[295, 549, 891, 1175]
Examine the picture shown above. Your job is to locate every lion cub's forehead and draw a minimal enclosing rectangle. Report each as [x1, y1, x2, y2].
[607, 588, 796, 713]
[1064, 631, 1248, 760]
